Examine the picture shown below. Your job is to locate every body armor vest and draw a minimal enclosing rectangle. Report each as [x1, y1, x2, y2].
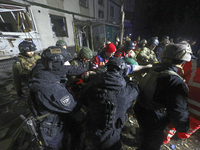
[88, 88, 117, 130]
[138, 68, 185, 110]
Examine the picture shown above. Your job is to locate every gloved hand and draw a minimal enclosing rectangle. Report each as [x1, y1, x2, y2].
[17, 91, 24, 97]
[126, 65, 135, 75]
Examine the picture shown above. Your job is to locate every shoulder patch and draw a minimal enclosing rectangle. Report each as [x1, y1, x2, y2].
[60, 95, 71, 106]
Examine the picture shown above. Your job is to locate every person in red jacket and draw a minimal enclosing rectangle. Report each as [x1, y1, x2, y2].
[163, 55, 200, 144]
[92, 42, 116, 69]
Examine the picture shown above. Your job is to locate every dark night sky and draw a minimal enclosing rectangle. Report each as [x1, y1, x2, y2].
[133, 0, 200, 41]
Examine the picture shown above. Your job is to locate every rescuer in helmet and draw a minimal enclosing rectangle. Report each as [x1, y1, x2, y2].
[28, 46, 87, 150]
[133, 41, 192, 150]
[134, 39, 147, 59]
[114, 40, 136, 59]
[80, 57, 139, 150]
[69, 47, 93, 81]
[12, 40, 41, 97]
[136, 37, 159, 64]
[56, 40, 72, 60]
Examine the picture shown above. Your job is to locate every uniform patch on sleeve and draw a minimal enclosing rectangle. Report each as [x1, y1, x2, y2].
[60, 95, 71, 106]
[50, 48, 61, 54]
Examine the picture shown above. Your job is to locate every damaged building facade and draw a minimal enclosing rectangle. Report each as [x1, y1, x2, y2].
[0, 0, 135, 64]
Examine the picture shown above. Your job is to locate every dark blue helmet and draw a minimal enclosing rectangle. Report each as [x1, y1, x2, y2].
[123, 41, 135, 50]
[41, 46, 69, 70]
[18, 41, 36, 53]
[106, 57, 127, 70]
[147, 37, 159, 47]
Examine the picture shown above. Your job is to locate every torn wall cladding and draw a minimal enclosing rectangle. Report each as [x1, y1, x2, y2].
[0, 4, 36, 32]
[0, 4, 42, 59]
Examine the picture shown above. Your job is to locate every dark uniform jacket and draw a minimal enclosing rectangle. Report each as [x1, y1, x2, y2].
[28, 61, 78, 146]
[134, 62, 190, 133]
[29, 60, 78, 115]
[154, 44, 165, 62]
[81, 70, 139, 149]
[133, 63, 190, 150]
[83, 71, 139, 123]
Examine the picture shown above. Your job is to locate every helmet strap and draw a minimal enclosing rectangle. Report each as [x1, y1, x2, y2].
[177, 62, 186, 76]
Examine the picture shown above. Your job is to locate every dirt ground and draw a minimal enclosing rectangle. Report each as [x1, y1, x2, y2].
[121, 110, 200, 150]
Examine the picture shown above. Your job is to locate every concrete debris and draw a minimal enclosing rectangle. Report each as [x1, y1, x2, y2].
[183, 143, 189, 148]
[175, 146, 181, 150]
[163, 144, 171, 150]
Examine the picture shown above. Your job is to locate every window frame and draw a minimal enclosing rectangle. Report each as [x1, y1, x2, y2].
[0, 4, 36, 32]
[98, 10, 104, 18]
[98, 0, 104, 6]
[49, 14, 68, 38]
[79, 0, 89, 8]
[110, 5, 115, 18]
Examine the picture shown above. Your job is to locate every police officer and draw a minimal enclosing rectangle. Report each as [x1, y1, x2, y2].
[28, 46, 82, 150]
[12, 40, 41, 97]
[133, 41, 192, 150]
[136, 37, 159, 64]
[80, 57, 139, 150]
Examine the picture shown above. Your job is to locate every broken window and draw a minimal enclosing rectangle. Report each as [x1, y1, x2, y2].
[0, 4, 36, 32]
[49, 14, 68, 37]
[98, 0, 104, 6]
[98, 10, 104, 18]
[110, 5, 114, 18]
[79, 0, 89, 8]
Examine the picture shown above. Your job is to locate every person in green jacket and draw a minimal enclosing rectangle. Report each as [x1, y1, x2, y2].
[12, 41, 41, 97]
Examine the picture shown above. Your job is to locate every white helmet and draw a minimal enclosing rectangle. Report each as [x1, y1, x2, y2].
[160, 41, 192, 62]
